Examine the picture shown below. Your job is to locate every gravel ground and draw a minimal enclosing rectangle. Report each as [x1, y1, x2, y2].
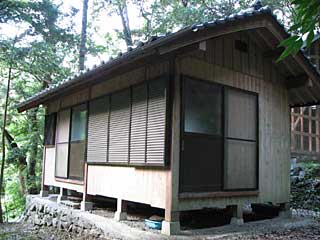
[0, 222, 108, 240]
[0, 217, 319, 239]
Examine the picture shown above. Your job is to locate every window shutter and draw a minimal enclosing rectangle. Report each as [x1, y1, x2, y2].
[55, 109, 70, 178]
[87, 97, 109, 163]
[130, 84, 147, 164]
[146, 78, 167, 165]
[109, 89, 130, 163]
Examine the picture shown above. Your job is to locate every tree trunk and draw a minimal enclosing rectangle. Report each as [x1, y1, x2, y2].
[0, 66, 12, 223]
[27, 108, 39, 194]
[118, 0, 133, 47]
[79, 0, 89, 71]
[4, 130, 27, 196]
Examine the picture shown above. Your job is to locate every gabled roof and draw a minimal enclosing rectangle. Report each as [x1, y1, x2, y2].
[16, 2, 320, 112]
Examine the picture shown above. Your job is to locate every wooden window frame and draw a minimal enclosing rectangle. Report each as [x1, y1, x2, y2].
[54, 103, 88, 183]
[179, 75, 259, 194]
[68, 103, 88, 181]
[86, 75, 171, 168]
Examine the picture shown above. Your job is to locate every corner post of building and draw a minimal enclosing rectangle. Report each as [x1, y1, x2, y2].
[81, 162, 93, 211]
[279, 202, 292, 218]
[161, 58, 181, 236]
[228, 205, 244, 225]
[57, 187, 68, 203]
[40, 146, 49, 197]
[114, 198, 128, 221]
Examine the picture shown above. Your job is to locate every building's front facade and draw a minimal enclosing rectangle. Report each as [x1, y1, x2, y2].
[17, 5, 320, 235]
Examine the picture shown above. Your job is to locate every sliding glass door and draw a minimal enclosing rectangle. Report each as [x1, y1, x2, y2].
[180, 77, 258, 193]
[180, 78, 223, 192]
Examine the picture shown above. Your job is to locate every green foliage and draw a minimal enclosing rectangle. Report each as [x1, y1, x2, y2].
[278, 0, 320, 61]
[3, 166, 26, 221]
[291, 162, 320, 211]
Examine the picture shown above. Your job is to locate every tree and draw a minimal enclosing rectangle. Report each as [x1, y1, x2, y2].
[0, 45, 13, 224]
[279, 0, 320, 60]
[0, 0, 79, 220]
[79, 0, 89, 71]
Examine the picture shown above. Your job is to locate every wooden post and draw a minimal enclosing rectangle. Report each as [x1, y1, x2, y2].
[57, 187, 67, 203]
[162, 59, 181, 236]
[309, 108, 312, 152]
[301, 108, 304, 151]
[81, 162, 93, 211]
[114, 199, 128, 221]
[40, 146, 49, 197]
[316, 108, 320, 153]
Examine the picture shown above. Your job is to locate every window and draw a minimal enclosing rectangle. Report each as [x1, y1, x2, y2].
[55, 109, 70, 178]
[225, 88, 258, 190]
[180, 79, 223, 192]
[184, 79, 222, 135]
[86, 77, 168, 166]
[180, 77, 258, 193]
[69, 104, 87, 180]
[55, 104, 88, 180]
[44, 113, 57, 146]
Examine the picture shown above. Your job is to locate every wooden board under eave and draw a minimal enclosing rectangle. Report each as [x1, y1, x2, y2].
[60, 88, 89, 109]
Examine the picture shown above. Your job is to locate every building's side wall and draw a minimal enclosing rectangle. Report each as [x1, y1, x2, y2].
[172, 32, 290, 211]
[44, 61, 170, 208]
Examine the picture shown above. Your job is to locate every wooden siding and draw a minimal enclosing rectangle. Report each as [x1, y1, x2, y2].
[87, 165, 168, 208]
[174, 31, 290, 211]
[60, 88, 89, 108]
[47, 99, 60, 114]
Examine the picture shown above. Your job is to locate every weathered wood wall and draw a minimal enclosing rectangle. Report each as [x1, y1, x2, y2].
[171, 31, 290, 211]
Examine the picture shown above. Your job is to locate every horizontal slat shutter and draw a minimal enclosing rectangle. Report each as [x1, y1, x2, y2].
[87, 97, 109, 163]
[130, 84, 147, 164]
[109, 89, 130, 163]
[146, 78, 167, 164]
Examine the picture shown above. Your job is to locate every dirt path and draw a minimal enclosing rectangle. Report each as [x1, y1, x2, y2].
[0, 222, 107, 240]
[1, 218, 319, 240]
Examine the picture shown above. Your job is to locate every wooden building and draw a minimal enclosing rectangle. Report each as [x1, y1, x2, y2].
[17, 4, 320, 235]
[291, 37, 320, 161]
